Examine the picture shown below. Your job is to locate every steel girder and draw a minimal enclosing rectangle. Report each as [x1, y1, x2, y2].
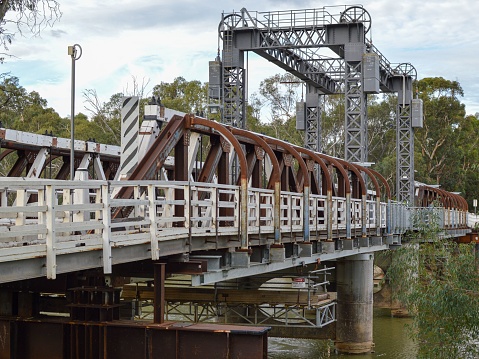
[0, 128, 120, 180]
[258, 47, 339, 94]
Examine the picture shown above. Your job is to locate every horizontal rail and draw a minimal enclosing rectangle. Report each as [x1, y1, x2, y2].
[0, 178, 469, 281]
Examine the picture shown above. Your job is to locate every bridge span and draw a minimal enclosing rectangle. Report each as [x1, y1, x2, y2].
[0, 113, 471, 357]
[0, 114, 470, 284]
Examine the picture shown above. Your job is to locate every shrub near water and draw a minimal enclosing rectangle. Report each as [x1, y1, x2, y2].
[387, 209, 479, 358]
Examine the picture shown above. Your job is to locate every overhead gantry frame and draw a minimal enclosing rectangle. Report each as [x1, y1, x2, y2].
[214, 5, 422, 204]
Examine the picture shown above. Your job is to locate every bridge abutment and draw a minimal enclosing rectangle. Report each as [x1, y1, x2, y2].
[335, 253, 374, 354]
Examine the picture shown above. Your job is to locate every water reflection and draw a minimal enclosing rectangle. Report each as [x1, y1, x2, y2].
[269, 308, 418, 358]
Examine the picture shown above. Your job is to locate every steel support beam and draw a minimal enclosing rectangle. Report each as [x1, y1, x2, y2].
[396, 103, 414, 204]
[305, 88, 323, 152]
[154, 263, 166, 324]
[344, 60, 368, 164]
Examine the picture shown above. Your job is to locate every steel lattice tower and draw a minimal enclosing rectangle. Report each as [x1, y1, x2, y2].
[344, 59, 368, 163]
[214, 6, 418, 198]
[394, 64, 419, 204]
[305, 89, 322, 152]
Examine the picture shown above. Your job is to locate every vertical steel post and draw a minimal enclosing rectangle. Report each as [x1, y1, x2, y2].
[68, 44, 82, 180]
[154, 263, 166, 324]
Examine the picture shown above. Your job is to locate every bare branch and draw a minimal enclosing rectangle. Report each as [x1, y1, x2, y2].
[0, 0, 61, 53]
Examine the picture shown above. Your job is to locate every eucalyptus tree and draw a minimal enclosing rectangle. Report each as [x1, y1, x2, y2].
[414, 77, 466, 185]
[152, 76, 207, 115]
[387, 215, 479, 358]
[0, 0, 61, 61]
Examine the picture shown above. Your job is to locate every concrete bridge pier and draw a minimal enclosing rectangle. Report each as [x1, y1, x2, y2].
[335, 253, 374, 354]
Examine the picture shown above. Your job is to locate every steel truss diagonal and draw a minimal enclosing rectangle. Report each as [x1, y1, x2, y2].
[164, 301, 336, 329]
[260, 47, 339, 94]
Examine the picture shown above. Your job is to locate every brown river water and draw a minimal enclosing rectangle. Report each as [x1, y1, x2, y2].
[268, 308, 417, 358]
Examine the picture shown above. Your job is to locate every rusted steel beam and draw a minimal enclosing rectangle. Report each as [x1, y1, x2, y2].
[8, 150, 29, 176]
[174, 134, 188, 226]
[293, 147, 334, 240]
[54, 159, 70, 180]
[197, 135, 223, 183]
[114, 114, 186, 205]
[251, 153, 262, 189]
[154, 263, 166, 324]
[1, 318, 270, 359]
[316, 154, 352, 238]
[189, 117, 249, 250]
[166, 260, 207, 274]
[355, 164, 384, 237]
[245, 145, 258, 183]
[229, 128, 282, 244]
[335, 160, 368, 237]
[262, 136, 310, 241]
[0, 148, 13, 161]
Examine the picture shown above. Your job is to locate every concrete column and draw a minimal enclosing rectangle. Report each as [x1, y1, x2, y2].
[335, 253, 374, 354]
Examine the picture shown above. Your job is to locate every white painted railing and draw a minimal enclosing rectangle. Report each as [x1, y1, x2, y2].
[3, 178, 468, 280]
[308, 194, 328, 231]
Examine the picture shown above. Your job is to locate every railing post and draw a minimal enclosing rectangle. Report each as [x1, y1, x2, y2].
[327, 190, 333, 240]
[346, 193, 351, 239]
[211, 186, 217, 231]
[184, 183, 191, 231]
[45, 185, 57, 279]
[255, 190, 260, 228]
[0, 188, 6, 207]
[95, 186, 102, 235]
[148, 184, 159, 261]
[361, 194, 367, 238]
[15, 189, 26, 242]
[376, 197, 381, 237]
[240, 178, 248, 249]
[387, 200, 392, 236]
[274, 182, 281, 244]
[101, 183, 112, 274]
[303, 186, 310, 242]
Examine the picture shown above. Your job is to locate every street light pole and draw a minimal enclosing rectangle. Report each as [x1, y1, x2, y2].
[68, 44, 82, 180]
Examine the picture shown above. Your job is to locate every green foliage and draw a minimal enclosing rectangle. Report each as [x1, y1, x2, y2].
[387, 210, 479, 358]
[246, 72, 303, 145]
[415, 77, 466, 185]
[0, 74, 67, 136]
[152, 77, 207, 114]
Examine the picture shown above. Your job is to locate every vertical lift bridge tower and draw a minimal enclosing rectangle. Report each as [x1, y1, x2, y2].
[209, 5, 422, 205]
[208, 5, 423, 353]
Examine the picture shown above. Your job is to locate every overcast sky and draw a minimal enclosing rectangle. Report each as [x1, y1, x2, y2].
[3, 0, 479, 118]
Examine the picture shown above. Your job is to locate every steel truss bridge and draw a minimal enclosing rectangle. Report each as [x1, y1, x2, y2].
[0, 4, 474, 357]
[0, 115, 470, 284]
[0, 113, 471, 358]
